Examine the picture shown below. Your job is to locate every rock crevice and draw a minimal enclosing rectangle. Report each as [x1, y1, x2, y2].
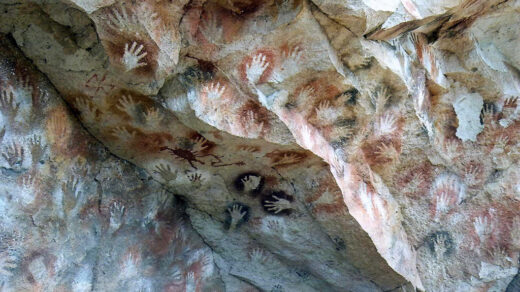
[1, 0, 519, 291]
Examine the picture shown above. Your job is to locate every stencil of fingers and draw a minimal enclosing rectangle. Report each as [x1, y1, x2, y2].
[118, 95, 140, 118]
[111, 126, 136, 141]
[28, 135, 46, 165]
[143, 107, 162, 125]
[329, 153, 345, 177]
[187, 172, 203, 183]
[443, 139, 460, 160]
[504, 96, 518, 106]
[241, 175, 262, 192]
[271, 45, 302, 82]
[502, 97, 518, 118]
[264, 196, 293, 214]
[266, 219, 282, 232]
[499, 100, 519, 127]
[74, 98, 98, 122]
[405, 173, 423, 194]
[347, 55, 371, 70]
[357, 183, 374, 220]
[376, 113, 397, 135]
[200, 12, 223, 44]
[246, 53, 269, 84]
[200, 254, 212, 274]
[21, 174, 35, 192]
[372, 194, 387, 219]
[375, 142, 399, 162]
[185, 272, 196, 292]
[71, 158, 90, 177]
[202, 82, 225, 100]
[284, 45, 303, 62]
[48, 114, 69, 140]
[481, 104, 496, 128]
[473, 216, 492, 244]
[2, 142, 24, 168]
[227, 204, 247, 231]
[371, 88, 390, 115]
[237, 145, 258, 153]
[433, 234, 448, 259]
[166, 266, 182, 284]
[107, 6, 140, 33]
[109, 201, 125, 232]
[0, 89, 19, 121]
[192, 136, 209, 153]
[487, 246, 511, 267]
[244, 110, 264, 137]
[433, 175, 464, 204]
[492, 135, 509, 154]
[18, 76, 31, 90]
[61, 175, 79, 197]
[464, 165, 481, 186]
[32, 90, 49, 111]
[498, 113, 513, 127]
[280, 45, 302, 76]
[119, 254, 140, 280]
[153, 163, 177, 184]
[315, 100, 340, 125]
[249, 248, 269, 265]
[187, 172, 205, 188]
[273, 153, 301, 166]
[122, 42, 148, 72]
[297, 86, 315, 105]
[62, 175, 82, 214]
[14, 77, 33, 101]
[0, 252, 16, 276]
[434, 192, 450, 219]
[153, 190, 171, 214]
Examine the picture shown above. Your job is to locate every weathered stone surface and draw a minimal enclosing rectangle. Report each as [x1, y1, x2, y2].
[1, 0, 519, 291]
[0, 36, 223, 291]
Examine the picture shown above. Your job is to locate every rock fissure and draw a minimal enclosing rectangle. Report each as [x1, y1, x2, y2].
[1, 0, 520, 291]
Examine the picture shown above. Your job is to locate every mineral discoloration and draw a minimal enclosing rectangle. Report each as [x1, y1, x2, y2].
[1, 0, 520, 291]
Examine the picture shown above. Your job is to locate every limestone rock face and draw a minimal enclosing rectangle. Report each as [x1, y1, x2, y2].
[0, 0, 519, 291]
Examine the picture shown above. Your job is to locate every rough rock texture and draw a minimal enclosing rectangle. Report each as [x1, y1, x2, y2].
[0, 36, 226, 291]
[0, 0, 519, 291]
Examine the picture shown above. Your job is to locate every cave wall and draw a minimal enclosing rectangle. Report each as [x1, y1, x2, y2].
[0, 0, 520, 291]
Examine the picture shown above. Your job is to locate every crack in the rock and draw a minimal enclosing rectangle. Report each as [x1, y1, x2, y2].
[227, 271, 265, 291]
[90, 163, 106, 292]
[308, 0, 358, 36]
[89, 246, 101, 292]
[178, 0, 195, 28]
[181, 205, 228, 284]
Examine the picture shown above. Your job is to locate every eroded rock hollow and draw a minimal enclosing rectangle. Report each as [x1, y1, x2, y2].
[0, 0, 519, 291]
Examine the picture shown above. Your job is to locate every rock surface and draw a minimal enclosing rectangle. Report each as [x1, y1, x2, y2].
[0, 0, 519, 291]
